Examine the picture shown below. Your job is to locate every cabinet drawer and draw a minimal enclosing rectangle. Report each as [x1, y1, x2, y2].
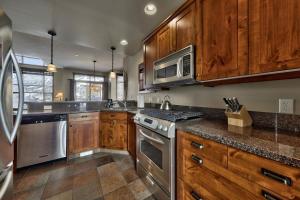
[178, 179, 217, 200]
[69, 112, 99, 122]
[179, 148, 257, 200]
[228, 147, 300, 199]
[100, 112, 127, 120]
[178, 131, 228, 168]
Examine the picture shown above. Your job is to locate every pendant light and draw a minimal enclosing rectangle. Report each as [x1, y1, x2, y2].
[47, 30, 57, 72]
[90, 60, 99, 92]
[109, 46, 116, 79]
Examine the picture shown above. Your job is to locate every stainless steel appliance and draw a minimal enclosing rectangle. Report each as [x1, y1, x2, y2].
[153, 45, 195, 86]
[0, 8, 24, 200]
[134, 109, 203, 200]
[17, 114, 67, 168]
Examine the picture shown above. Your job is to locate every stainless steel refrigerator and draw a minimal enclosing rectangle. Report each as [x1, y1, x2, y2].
[0, 8, 24, 200]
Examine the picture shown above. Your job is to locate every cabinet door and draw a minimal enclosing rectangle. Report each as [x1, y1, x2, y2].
[101, 121, 115, 148]
[201, 0, 248, 80]
[69, 119, 99, 154]
[157, 22, 174, 59]
[173, 1, 196, 51]
[144, 35, 157, 89]
[114, 121, 128, 150]
[250, 0, 300, 74]
[127, 114, 136, 160]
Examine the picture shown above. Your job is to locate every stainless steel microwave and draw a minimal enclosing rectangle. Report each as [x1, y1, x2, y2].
[153, 45, 194, 85]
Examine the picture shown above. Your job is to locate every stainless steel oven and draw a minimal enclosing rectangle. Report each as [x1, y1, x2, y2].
[153, 45, 194, 86]
[136, 124, 175, 200]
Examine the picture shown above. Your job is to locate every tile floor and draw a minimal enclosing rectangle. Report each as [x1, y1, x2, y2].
[14, 153, 155, 200]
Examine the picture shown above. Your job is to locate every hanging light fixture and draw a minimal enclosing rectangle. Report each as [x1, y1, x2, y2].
[109, 46, 116, 79]
[47, 30, 57, 72]
[90, 60, 99, 92]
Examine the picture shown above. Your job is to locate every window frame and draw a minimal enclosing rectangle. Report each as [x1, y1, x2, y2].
[13, 69, 54, 105]
[116, 73, 125, 101]
[73, 73, 105, 101]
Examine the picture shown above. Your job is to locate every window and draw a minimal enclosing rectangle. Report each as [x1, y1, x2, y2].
[16, 55, 44, 66]
[74, 73, 105, 101]
[117, 75, 124, 101]
[13, 70, 53, 108]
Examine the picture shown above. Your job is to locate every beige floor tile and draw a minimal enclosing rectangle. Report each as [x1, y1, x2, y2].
[14, 186, 44, 200]
[122, 167, 139, 183]
[45, 190, 72, 200]
[103, 186, 135, 200]
[128, 179, 151, 200]
[99, 173, 127, 195]
[97, 162, 120, 178]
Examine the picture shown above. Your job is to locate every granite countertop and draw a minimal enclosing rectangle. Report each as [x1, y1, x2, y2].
[18, 107, 138, 116]
[176, 118, 300, 168]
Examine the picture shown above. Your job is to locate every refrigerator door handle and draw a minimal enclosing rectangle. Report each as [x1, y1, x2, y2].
[0, 49, 24, 144]
[0, 162, 13, 200]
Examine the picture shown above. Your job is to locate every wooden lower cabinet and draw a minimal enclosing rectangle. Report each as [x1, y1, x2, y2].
[127, 113, 136, 162]
[100, 112, 128, 150]
[68, 112, 99, 154]
[177, 131, 300, 200]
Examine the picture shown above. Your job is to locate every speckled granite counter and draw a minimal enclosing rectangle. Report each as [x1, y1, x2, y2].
[176, 118, 300, 168]
[18, 108, 138, 116]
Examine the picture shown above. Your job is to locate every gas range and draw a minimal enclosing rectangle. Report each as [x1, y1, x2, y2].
[134, 109, 203, 138]
[134, 108, 203, 200]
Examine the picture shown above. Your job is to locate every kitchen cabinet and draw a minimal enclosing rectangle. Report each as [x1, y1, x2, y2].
[177, 131, 300, 199]
[127, 113, 136, 163]
[100, 112, 127, 150]
[144, 35, 157, 89]
[68, 112, 99, 154]
[157, 22, 174, 59]
[249, 0, 300, 74]
[200, 0, 248, 80]
[172, 1, 196, 51]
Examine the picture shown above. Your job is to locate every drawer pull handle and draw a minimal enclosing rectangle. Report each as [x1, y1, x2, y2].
[261, 168, 292, 186]
[191, 141, 204, 149]
[191, 155, 203, 165]
[81, 115, 88, 118]
[190, 191, 202, 200]
[262, 190, 281, 200]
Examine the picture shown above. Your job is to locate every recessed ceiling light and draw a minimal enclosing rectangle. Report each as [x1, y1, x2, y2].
[144, 3, 157, 15]
[120, 40, 128, 46]
[74, 54, 79, 57]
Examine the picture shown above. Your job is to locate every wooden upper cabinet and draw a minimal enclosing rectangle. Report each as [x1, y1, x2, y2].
[249, 0, 300, 74]
[173, 1, 196, 51]
[200, 0, 249, 80]
[157, 22, 174, 59]
[144, 35, 157, 89]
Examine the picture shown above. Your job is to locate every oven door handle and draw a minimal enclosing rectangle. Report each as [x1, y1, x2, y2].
[139, 129, 164, 145]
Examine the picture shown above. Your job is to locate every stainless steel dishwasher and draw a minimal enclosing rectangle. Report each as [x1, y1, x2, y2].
[17, 114, 67, 168]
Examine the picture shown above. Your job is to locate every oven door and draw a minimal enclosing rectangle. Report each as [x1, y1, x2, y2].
[136, 125, 171, 192]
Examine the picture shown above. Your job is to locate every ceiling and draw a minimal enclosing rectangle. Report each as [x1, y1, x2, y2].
[0, 0, 184, 71]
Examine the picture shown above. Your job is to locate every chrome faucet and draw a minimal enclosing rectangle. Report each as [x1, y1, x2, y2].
[117, 101, 127, 109]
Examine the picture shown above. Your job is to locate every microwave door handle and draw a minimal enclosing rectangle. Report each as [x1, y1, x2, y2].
[0, 49, 24, 144]
[177, 57, 183, 77]
[139, 129, 164, 145]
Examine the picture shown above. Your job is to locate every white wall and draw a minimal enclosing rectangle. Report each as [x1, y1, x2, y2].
[125, 49, 300, 114]
[123, 50, 143, 100]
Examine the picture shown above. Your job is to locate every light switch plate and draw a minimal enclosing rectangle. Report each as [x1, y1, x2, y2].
[279, 99, 294, 114]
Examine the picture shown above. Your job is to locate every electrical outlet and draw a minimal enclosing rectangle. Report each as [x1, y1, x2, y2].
[279, 99, 294, 114]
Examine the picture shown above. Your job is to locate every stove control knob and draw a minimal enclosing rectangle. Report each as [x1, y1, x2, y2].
[158, 125, 163, 130]
[163, 126, 168, 132]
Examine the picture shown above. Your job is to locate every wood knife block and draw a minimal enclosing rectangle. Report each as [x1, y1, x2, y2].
[225, 106, 253, 127]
